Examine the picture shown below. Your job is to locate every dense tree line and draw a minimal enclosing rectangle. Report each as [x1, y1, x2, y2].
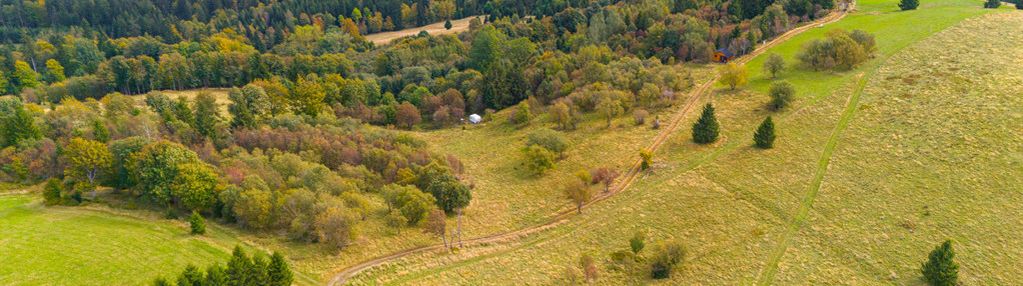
[1, 88, 472, 251]
[1, 0, 836, 131]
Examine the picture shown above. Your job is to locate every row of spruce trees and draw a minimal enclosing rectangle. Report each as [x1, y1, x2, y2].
[691, 103, 776, 149]
[153, 246, 293, 286]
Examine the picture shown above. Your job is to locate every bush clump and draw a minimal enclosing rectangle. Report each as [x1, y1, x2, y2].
[797, 29, 876, 71]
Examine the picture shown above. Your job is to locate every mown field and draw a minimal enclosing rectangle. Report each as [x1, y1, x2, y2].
[0, 193, 319, 285]
[343, 0, 1021, 284]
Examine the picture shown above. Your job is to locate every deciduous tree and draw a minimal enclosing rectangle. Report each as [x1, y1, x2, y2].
[763, 54, 785, 79]
[64, 138, 113, 194]
[769, 81, 795, 110]
[717, 63, 748, 90]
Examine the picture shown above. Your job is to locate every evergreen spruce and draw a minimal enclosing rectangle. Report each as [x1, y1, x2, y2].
[267, 252, 294, 286]
[226, 246, 254, 285]
[899, 0, 919, 10]
[754, 117, 776, 149]
[691, 103, 719, 144]
[189, 211, 206, 235]
[921, 240, 959, 286]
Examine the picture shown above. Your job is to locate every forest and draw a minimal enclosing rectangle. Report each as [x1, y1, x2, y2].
[0, 0, 836, 267]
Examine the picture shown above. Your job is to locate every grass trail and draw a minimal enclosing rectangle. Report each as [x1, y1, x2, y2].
[755, 72, 870, 285]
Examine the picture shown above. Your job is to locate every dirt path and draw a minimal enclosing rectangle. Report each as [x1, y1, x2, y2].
[365, 15, 484, 45]
[328, 7, 852, 285]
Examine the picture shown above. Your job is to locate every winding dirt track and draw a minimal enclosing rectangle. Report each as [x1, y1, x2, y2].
[328, 7, 852, 285]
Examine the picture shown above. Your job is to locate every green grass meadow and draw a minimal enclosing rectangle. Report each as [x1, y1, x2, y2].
[344, 0, 1023, 284]
[0, 194, 320, 285]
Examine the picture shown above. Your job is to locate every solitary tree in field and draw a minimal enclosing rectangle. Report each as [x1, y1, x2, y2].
[754, 117, 776, 149]
[640, 149, 654, 170]
[692, 103, 719, 144]
[590, 167, 620, 193]
[769, 81, 796, 110]
[524, 145, 556, 175]
[445, 19, 453, 30]
[564, 179, 595, 214]
[899, 0, 920, 10]
[763, 54, 785, 79]
[189, 211, 206, 235]
[921, 240, 958, 286]
[717, 62, 748, 90]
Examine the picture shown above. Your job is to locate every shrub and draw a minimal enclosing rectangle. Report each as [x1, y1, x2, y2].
[444, 19, 453, 30]
[523, 145, 557, 175]
[769, 81, 796, 110]
[650, 240, 685, 279]
[630, 231, 646, 254]
[639, 149, 653, 170]
[580, 254, 599, 283]
[797, 29, 874, 71]
[189, 211, 207, 235]
[43, 178, 63, 205]
[899, 0, 919, 10]
[633, 109, 649, 125]
[692, 103, 719, 144]
[921, 240, 958, 286]
[763, 54, 785, 79]
[508, 101, 532, 126]
[984, 0, 1000, 8]
[526, 128, 568, 156]
[754, 117, 776, 149]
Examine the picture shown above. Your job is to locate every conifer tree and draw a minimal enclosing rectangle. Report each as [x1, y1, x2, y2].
[267, 252, 294, 286]
[692, 103, 719, 144]
[921, 240, 958, 286]
[445, 19, 453, 30]
[189, 211, 206, 235]
[226, 246, 254, 285]
[899, 0, 919, 10]
[754, 117, 776, 149]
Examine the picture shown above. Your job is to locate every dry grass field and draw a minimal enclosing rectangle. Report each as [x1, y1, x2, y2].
[340, 1, 1022, 284]
[365, 16, 483, 45]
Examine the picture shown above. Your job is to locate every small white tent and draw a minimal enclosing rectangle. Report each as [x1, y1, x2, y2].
[469, 114, 482, 124]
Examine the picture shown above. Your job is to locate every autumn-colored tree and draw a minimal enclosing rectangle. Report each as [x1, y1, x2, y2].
[44, 59, 67, 83]
[640, 149, 653, 170]
[563, 179, 594, 213]
[170, 163, 221, 211]
[590, 167, 621, 193]
[314, 205, 359, 251]
[396, 102, 421, 129]
[524, 145, 556, 175]
[291, 74, 326, 116]
[549, 101, 575, 130]
[717, 63, 748, 90]
[580, 254, 599, 283]
[425, 209, 448, 248]
[596, 97, 624, 128]
[64, 138, 113, 196]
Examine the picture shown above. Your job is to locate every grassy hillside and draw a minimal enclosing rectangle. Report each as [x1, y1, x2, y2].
[0, 194, 318, 285]
[343, 0, 1021, 284]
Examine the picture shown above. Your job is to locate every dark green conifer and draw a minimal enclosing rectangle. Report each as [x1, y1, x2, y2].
[754, 117, 776, 149]
[692, 103, 719, 144]
[921, 240, 958, 286]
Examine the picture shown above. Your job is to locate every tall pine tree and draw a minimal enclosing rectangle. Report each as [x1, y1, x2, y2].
[754, 117, 776, 149]
[921, 240, 958, 286]
[692, 103, 719, 144]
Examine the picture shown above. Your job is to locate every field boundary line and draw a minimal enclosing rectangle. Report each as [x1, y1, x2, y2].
[328, 7, 852, 285]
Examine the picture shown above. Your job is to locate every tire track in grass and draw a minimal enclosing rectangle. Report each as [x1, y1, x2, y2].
[754, 72, 869, 285]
